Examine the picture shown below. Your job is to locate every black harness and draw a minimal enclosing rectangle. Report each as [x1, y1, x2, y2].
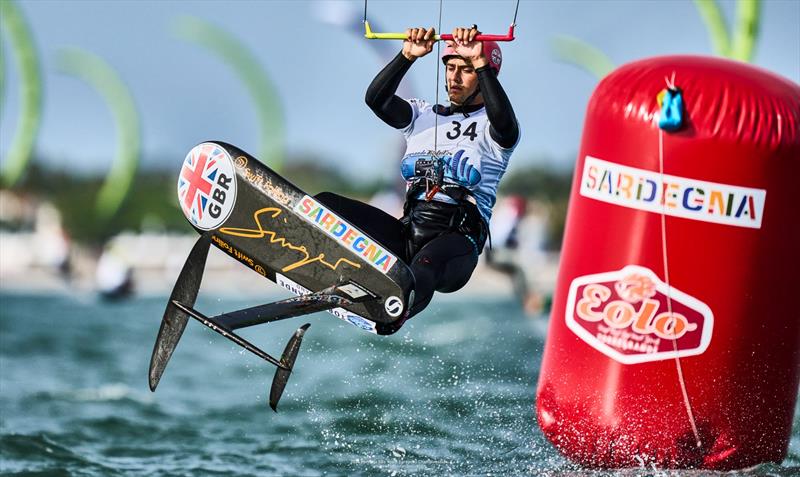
[401, 178, 489, 260]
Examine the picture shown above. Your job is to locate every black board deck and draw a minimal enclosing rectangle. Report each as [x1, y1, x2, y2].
[177, 141, 415, 330]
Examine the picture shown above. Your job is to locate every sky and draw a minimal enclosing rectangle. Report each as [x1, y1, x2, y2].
[1, 0, 799, 183]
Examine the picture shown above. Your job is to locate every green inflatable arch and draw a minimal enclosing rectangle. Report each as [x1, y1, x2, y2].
[173, 15, 285, 171]
[58, 47, 141, 219]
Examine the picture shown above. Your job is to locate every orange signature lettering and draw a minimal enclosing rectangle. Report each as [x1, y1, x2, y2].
[218, 207, 361, 273]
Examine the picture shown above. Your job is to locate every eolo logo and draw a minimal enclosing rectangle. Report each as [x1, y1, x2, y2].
[565, 265, 713, 364]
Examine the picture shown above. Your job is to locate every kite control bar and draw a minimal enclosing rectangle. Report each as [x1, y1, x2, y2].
[363, 0, 520, 42]
[364, 21, 516, 42]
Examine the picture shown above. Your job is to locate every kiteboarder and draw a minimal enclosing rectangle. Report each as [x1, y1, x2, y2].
[316, 25, 520, 334]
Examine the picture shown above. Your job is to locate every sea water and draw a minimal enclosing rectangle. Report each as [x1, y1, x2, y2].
[1, 293, 797, 476]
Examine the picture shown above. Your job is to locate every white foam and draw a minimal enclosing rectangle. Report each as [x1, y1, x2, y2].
[69, 383, 154, 404]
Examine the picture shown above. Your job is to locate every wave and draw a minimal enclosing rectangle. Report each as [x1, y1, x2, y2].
[31, 383, 154, 405]
[0, 433, 121, 476]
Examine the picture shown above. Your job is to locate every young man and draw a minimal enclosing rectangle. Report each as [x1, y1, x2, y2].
[317, 26, 520, 334]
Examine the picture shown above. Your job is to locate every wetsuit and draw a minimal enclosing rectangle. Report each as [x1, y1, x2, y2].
[318, 52, 520, 334]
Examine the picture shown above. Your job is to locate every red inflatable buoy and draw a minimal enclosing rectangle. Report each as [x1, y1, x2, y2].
[536, 56, 800, 470]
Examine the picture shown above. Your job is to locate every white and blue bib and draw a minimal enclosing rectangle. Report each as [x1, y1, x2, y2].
[400, 98, 519, 223]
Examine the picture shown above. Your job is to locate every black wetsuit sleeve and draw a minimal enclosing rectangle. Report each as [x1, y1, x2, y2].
[476, 65, 519, 149]
[365, 52, 414, 129]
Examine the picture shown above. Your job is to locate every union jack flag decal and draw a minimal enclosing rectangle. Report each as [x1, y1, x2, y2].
[177, 143, 233, 227]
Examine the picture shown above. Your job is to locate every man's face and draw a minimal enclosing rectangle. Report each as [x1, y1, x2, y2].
[445, 58, 480, 106]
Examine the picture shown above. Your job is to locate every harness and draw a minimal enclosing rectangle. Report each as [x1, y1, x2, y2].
[401, 157, 489, 258]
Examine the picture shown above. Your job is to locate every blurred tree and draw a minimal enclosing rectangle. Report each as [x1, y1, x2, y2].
[499, 163, 574, 250]
[0, 0, 42, 188]
[19, 163, 188, 243]
[283, 155, 390, 199]
[13, 154, 386, 243]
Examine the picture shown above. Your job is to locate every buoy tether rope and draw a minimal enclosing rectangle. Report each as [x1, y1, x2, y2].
[657, 75, 702, 450]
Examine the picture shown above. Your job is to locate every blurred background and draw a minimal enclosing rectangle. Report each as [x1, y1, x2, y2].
[1, 1, 799, 475]
[0, 0, 798, 305]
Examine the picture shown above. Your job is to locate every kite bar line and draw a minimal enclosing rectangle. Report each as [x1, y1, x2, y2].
[363, 0, 520, 42]
[433, 0, 443, 156]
